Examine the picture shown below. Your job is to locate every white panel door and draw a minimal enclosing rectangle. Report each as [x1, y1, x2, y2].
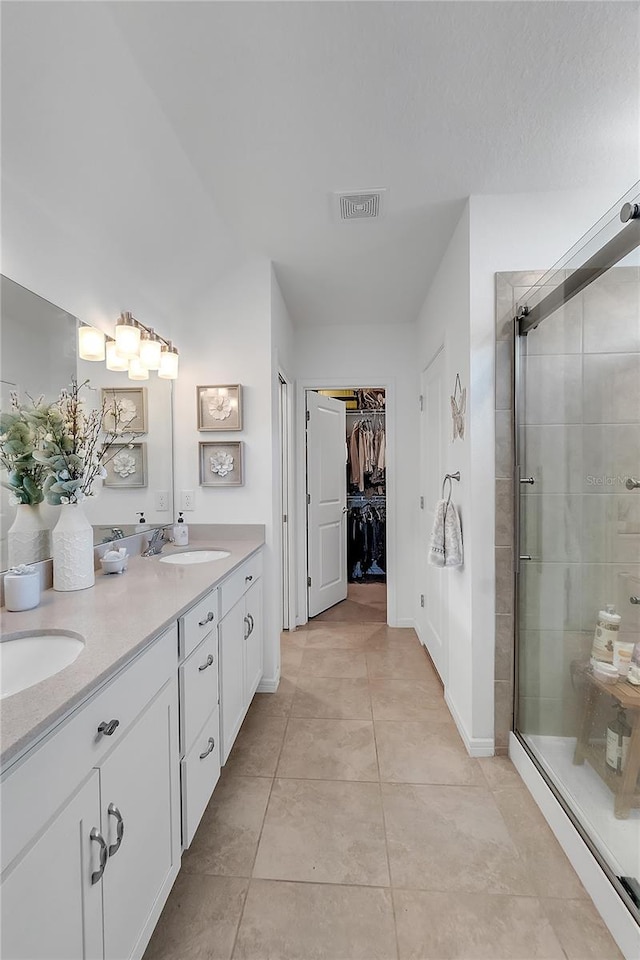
[101, 679, 180, 960]
[0, 771, 103, 960]
[420, 351, 448, 683]
[307, 391, 347, 617]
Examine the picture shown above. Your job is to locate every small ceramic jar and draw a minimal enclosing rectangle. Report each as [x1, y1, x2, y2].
[4, 567, 41, 611]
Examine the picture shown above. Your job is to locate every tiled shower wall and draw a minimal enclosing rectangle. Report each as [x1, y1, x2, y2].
[494, 268, 640, 752]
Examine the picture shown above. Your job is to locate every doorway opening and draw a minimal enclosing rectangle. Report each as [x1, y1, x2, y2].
[305, 386, 387, 624]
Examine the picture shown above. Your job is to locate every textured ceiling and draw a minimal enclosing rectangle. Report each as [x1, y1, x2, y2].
[3, 2, 639, 327]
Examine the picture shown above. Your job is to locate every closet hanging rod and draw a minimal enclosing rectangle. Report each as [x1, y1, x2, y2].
[345, 408, 386, 415]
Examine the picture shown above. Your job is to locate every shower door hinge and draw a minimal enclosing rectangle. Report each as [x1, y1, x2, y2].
[420, 496, 424, 510]
[306, 410, 310, 422]
[307, 493, 311, 505]
[307, 576, 312, 587]
[283, 514, 287, 523]
[419, 395, 424, 411]
[420, 594, 425, 608]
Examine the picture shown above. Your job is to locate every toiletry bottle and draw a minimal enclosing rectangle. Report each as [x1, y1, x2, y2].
[605, 707, 631, 775]
[173, 512, 189, 546]
[613, 638, 635, 677]
[591, 604, 621, 664]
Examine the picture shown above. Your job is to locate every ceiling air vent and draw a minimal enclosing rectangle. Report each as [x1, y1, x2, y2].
[335, 189, 386, 221]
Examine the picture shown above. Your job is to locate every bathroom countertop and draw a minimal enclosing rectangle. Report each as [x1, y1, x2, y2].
[0, 537, 264, 771]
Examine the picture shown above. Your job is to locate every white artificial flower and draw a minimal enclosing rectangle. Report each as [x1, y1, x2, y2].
[210, 451, 234, 477]
[112, 451, 137, 478]
[208, 395, 232, 420]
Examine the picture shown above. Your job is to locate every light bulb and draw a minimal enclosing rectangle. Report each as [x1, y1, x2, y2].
[114, 312, 140, 359]
[139, 332, 162, 370]
[105, 339, 129, 371]
[158, 343, 179, 380]
[78, 325, 105, 361]
[128, 356, 149, 380]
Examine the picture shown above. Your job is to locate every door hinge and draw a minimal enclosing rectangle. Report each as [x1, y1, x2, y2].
[283, 514, 287, 523]
[420, 496, 424, 509]
[307, 493, 311, 505]
[420, 594, 425, 608]
[306, 410, 310, 422]
[307, 576, 312, 587]
[419, 395, 424, 411]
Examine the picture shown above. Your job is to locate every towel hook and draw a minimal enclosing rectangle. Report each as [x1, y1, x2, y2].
[441, 471, 461, 505]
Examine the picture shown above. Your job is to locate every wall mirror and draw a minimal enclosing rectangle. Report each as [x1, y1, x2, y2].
[0, 275, 174, 570]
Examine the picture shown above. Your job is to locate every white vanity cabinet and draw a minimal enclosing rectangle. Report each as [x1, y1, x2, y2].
[178, 588, 222, 848]
[219, 553, 264, 763]
[0, 625, 181, 960]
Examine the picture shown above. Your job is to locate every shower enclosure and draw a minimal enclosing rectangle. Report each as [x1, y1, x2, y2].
[514, 189, 640, 921]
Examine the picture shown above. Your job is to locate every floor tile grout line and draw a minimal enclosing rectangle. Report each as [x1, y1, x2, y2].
[372, 719, 401, 959]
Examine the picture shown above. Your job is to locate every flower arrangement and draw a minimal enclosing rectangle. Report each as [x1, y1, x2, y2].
[33, 379, 136, 505]
[0, 393, 51, 505]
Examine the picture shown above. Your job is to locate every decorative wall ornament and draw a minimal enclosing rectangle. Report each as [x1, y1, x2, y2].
[199, 441, 243, 487]
[101, 387, 147, 434]
[197, 385, 242, 431]
[102, 443, 147, 488]
[450, 373, 466, 442]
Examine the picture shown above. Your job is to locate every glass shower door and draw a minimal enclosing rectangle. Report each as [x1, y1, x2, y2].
[516, 251, 640, 914]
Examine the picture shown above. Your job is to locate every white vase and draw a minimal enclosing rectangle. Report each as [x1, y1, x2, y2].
[52, 502, 95, 592]
[7, 503, 51, 566]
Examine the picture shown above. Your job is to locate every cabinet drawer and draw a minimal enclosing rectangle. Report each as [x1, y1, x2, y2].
[179, 588, 219, 660]
[1, 625, 177, 874]
[220, 553, 263, 618]
[179, 632, 219, 757]
[181, 708, 220, 849]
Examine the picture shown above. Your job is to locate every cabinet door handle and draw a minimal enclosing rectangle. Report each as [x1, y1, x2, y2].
[247, 613, 255, 634]
[244, 616, 250, 640]
[198, 611, 215, 627]
[199, 737, 216, 760]
[90, 828, 108, 884]
[107, 803, 125, 858]
[198, 653, 214, 671]
[245, 575, 253, 583]
[97, 719, 120, 737]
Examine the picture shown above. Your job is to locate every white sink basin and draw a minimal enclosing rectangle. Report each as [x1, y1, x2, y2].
[0, 631, 85, 700]
[159, 550, 231, 566]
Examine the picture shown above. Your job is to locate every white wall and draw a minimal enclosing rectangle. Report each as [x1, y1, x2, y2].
[416, 203, 475, 741]
[416, 186, 631, 753]
[294, 322, 418, 627]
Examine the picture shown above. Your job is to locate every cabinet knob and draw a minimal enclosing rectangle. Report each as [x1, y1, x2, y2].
[107, 803, 125, 858]
[198, 611, 215, 627]
[199, 737, 216, 760]
[90, 828, 108, 884]
[97, 719, 120, 737]
[198, 653, 214, 672]
[245, 575, 253, 583]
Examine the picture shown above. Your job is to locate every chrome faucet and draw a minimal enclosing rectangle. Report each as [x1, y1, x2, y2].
[141, 525, 173, 557]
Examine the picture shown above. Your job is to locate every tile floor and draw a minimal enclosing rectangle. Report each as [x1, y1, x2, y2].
[144, 615, 623, 960]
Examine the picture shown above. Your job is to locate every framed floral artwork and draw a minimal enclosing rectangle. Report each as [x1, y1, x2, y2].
[101, 387, 148, 434]
[199, 441, 244, 487]
[197, 384, 242, 431]
[102, 442, 147, 488]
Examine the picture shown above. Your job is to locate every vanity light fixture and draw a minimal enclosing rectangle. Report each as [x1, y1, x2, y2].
[114, 311, 141, 360]
[139, 330, 162, 370]
[105, 338, 129, 372]
[128, 356, 150, 381]
[78, 325, 106, 361]
[158, 342, 179, 380]
[78, 312, 179, 380]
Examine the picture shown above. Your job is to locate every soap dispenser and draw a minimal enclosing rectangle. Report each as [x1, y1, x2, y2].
[135, 511, 148, 533]
[173, 512, 189, 546]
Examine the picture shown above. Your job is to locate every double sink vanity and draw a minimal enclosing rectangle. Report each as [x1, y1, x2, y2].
[0, 531, 265, 960]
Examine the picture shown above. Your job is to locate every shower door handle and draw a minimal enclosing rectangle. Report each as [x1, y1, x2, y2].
[519, 477, 536, 485]
[630, 597, 640, 605]
[626, 477, 640, 490]
[519, 556, 532, 561]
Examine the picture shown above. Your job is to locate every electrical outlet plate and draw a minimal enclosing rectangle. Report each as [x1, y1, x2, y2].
[180, 490, 195, 511]
[155, 491, 169, 512]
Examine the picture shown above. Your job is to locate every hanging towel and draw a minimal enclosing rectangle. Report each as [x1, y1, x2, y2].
[428, 499, 464, 568]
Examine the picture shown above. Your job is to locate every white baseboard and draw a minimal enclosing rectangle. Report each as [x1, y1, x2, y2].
[509, 733, 639, 960]
[394, 618, 417, 629]
[257, 675, 280, 694]
[445, 691, 494, 757]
